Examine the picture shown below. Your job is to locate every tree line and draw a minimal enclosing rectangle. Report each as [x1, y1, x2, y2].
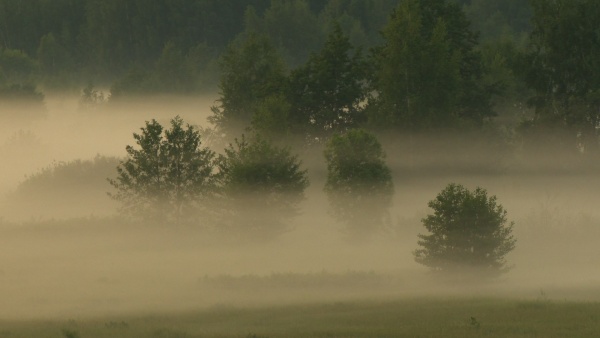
[0, 0, 530, 90]
[208, 0, 600, 161]
[3, 0, 594, 158]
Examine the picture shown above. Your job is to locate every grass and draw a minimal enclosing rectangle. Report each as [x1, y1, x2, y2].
[0, 298, 599, 337]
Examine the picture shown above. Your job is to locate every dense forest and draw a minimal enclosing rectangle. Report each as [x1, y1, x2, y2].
[0, 0, 530, 89]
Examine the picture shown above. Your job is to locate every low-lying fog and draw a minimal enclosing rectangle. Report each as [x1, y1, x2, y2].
[1, 94, 599, 320]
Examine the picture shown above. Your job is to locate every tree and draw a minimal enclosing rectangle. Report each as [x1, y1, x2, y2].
[209, 33, 287, 136]
[368, 0, 494, 130]
[108, 116, 217, 224]
[217, 134, 308, 239]
[287, 23, 368, 139]
[414, 183, 516, 276]
[324, 129, 393, 239]
[0, 48, 38, 85]
[250, 94, 293, 139]
[521, 0, 600, 155]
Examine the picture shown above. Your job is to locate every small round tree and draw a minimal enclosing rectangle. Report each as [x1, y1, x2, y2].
[217, 135, 309, 238]
[414, 183, 516, 276]
[108, 116, 217, 224]
[324, 129, 394, 239]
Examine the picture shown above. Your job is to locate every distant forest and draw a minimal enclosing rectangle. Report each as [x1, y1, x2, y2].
[2, 0, 600, 164]
[0, 0, 530, 88]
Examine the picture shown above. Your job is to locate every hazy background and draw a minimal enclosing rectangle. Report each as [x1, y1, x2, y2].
[1, 95, 599, 320]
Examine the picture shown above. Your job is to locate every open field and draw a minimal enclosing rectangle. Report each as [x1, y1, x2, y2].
[1, 298, 599, 338]
[1, 95, 600, 335]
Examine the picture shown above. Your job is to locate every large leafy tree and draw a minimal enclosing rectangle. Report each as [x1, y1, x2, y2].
[414, 183, 516, 276]
[209, 33, 287, 136]
[217, 135, 309, 238]
[369, 0, 493, 130]
[324, 129, 393, 239]
[522, 0, 600, 154]
[109, 116, 217, 224]
[287, 23, 368, 139]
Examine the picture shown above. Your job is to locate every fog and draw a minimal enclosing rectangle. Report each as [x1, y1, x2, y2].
[1, 95, 599, 320]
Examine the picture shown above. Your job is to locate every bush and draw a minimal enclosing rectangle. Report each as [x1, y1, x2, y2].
[5, 156, 121, 220]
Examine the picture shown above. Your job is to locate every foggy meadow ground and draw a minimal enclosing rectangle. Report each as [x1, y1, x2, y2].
[1, 95, 600, 335]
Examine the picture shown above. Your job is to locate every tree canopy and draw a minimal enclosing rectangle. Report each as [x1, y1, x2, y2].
[414, 183, 516, 276]
[209, 33, 287, 135]
[521, 0, 600, 154]
[324, 129, 393, 239]
[367, 0, 494, 130]
[108, 116, 217, 224]
[287, 23, 368, 139]
[217, 135, 309, 238]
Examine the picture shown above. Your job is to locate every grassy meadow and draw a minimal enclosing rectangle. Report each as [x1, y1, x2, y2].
[1, 298, 599, 337]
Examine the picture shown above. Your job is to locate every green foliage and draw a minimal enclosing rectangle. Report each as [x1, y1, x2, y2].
[369, 0, 494, 130]
[0, 83, 44, 102]
[250, 94, 293, 139]
[217, 135, 308, 237]
[108, 116, 217, 224]
[0, 48, 38, 84]
[62, 329, 79, 338]
[319, 0, 398, 49]
[463, 0, 532, 42]
[287, 23, 368, 139]
[324, 129, 393, 238]
[256, 0, 323, 67]
[521, 0, 600, 154]
[210, 33, 287, 135]
[414, 183, 516, 276]
[109, 42, 218, 98]
[37, 32, 74, 86]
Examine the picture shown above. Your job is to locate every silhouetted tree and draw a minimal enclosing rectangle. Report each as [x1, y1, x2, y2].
[109, 116, 217, 224]
[324, 129, 393, 240]
[414, 183, 516, 276]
